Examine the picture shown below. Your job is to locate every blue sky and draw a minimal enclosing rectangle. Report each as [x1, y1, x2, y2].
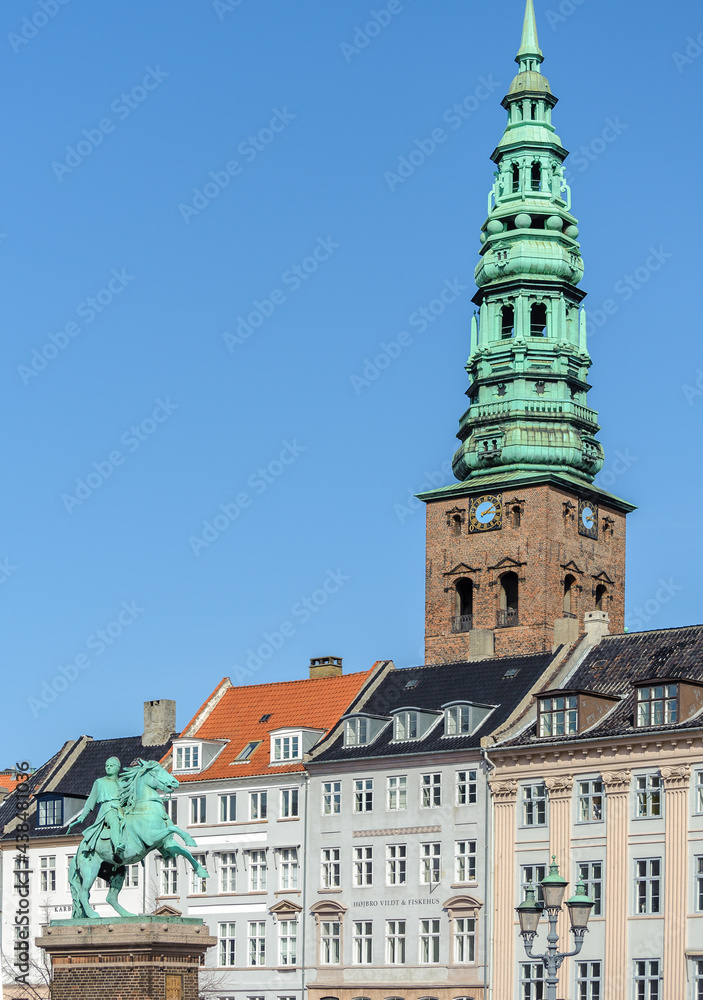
[2, 0, 702, 766]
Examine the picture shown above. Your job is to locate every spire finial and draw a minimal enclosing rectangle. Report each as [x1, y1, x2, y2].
[516, 0, 543, 69]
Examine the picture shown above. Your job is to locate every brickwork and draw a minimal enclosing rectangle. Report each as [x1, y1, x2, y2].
[424, 482, 627, 663]
[36, 918, 216, 1000]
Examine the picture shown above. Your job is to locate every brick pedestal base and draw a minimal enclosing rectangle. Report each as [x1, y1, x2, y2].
[36, 916, 216, 1000]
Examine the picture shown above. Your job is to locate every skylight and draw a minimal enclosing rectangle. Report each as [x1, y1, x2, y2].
[259, 714, 272, 723]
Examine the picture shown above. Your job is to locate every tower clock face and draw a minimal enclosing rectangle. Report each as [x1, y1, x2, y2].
[578, 499, 598, 539]
[468, 494, 502, 533]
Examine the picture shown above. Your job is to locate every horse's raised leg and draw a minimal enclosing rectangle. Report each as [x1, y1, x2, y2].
[162, 837, 208, 878]
[106, 866, 133, 917]
[162, 822, 198, 848]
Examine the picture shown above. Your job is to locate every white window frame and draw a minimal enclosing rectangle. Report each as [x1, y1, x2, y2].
[387, 775, 407, 811]
[277, 919, 297, 966]
[353, 845, 373, 887]
[320, 920, 341, 965]
[39, 856, 56, 892]
[161, 856, 178, 895]
[346, 717, 369, 746]
[455, 840, 477, 883]
[272, 734, 301, 763]
[636, 684, 678, 727]
[456, 769, 477, 805]
[635, 858, 662, 914]
[123, 863, 140, 888]
[219, 852, 237, 893]
[421, 772, 442, 808]
[446, 704, 471, 736]
[220, 793, 236, 823]
[454, 917, 475, 964]
[280, 787, 299, 818]
[386, 843, 407, 885]
[635, 773, 662, 818]
[394, 711, 419, 741]
[250, 790, 268, 820]
[218, 922, 236, 967]
[190, 796, 206, 825]
[190, 854, 208, 894]
[520, 962, 545, 999]
[419, 918, 440, 964]
[575, 960, 602, 1000]
[633, 958, 660, 999]
[385, 919, 406, 964]
[577, 779, 604, 823]
[247, 920, 266, 967]
[174, 743, 200, 772]
[353, 920, 373, 964]
[278, 848, 298, 890]
[248, 850, 267, 891]
[321, 848, 341, 888]
[521, 863, 547, 905]
[577, 861, 603, 917]
[354, 778, 373, 813]
[522, 782, 547, 826]
[322, 780, 341, 815]
[539, 695, 578, 737]
[420, 842, 441, 885]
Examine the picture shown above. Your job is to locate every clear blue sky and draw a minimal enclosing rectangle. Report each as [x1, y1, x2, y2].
[3, 0, 702, 766]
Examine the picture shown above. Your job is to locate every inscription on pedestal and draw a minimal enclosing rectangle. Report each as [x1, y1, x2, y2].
[166, 973, 184, 1000]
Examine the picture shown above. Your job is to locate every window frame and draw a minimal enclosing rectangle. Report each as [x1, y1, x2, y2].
[420, 842, 441, 885]
[346, 717, 369, 746]
[247, 920, 266, 967]
[160, 856, 178, 895]
[39, 855, 57, 892]
[190, 853, 208, 894]
[577, 861, 603, 917]
[635, 683, 678, 728]
[633, 958, 660, 999]
[455, 840, 477, 883]
[219, 851, 237, 893]
[386, 843, 407, 886]
[277, 918, 297, 967]
[421, 772, 442, 808]
[575, 960, 602, 1000]
[322, 780, 341, 815]
[393, 711, 419, 741]
[218, 921, 236, 967]
[538, 694, 579, 738]
[635, 773, 663, 819]
[353, 845, 373, 887]
[385, 919, 406, 965]
[387, 774, 407, 811]
[37, 797, 63, 828]
[520, 962, 546, 999]
[248, 849, 267, 892]
[272, 733, 301, 763]
[320, 920, 341, 965]
[635, 857, 662, 915]
[220, 793, 236, 823]
[278, 848, 299, 890]
[577, 778, 604, 824]
[353, 920, 373, 965]
[418, 918, 441, 964]
[280, 787, 299, 818]
[695, 856, 703, 913]
[190, 795, 206, 826]
[250, 790, 268, 821]
[456, 769, 477, 806]
[354, 778, 373, 813]
[321, 848, 341, 889]
[521, 782, 548, 827]
[174, 743, 201, 772]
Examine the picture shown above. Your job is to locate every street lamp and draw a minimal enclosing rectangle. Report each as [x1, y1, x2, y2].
[516, 858, 595, 1000]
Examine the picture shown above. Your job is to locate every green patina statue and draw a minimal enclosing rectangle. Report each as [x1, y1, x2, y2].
[67, 757, 208, 919]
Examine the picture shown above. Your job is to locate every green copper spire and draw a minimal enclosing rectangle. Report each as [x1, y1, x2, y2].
[445, 0, 605, 489]
[516, 0, 543, 70]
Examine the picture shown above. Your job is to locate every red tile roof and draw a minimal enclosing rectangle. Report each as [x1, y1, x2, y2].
[171, 664, 382, 781]
[0, 775, 20, 793]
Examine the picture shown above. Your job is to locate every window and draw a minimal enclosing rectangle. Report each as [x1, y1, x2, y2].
[279, 848, 299, 890]
[637, 685, 678, 727]
[578, 779, 603, 822]
[421, 843, 441, 884]
[512, 163, 520, 193]
[323, 781, 341, 815]
[247, 921, 266, 966]
[322, 848, 341, 888]
[346, 718, 368, 746]
[456, 770, 477, 805]
[531, 161, 541, 190]
[220, 852, 237, 893]
[419, 919, 440, 964]
[354, 778, 373, 812]
[447, 705, 471, 735]
[522, 783, 547, 826]
[320, 921, 340, 964]
[190, 796, 206, 825]
[164, 796, 177, 822]
[174, 745, 199, 771]
[521, 864, 547, 905]
[124, 863, 140, 888]
[353, 921, 373, 964]
[386, 844, 407, 885]
[248, 850, 267, 891]
[385, 920, 406, 964]
[539, 696, 578, 737]
[498, 572, 519, 626]
[576, 961, 601, 1000]
[250, 791, 268, 820]
[190, 854, 208, 894]
[38, 798, 62, 827]
[387, 775, 407, 810]
[501, 305, 515, 339]
[635, 858, 661, 914]
[40, 856, 56, 892]
[455, 841, 477, 882]
[394, 712, 419, 741]
[421, 773, 442, 808]
[237, 740, 260, 760]
[219, 923, 236, 967]
[697, 772, 703, 813]
[161, 856, 178, 895]
[530, 302, 548, 336]
[220, 794, 236, 823]
[633, 959, 660, 999]
[454, 579, 473, 631]
[594, 584, 607, 610]
[353, 846, 373, 887]
[696, 856, 703, 912]
[521, 963, 545, 999]
[454, 918, 475, 964]
[577, 862, 603, 916]
[636, 774, 662, 817]
[273, 735, 300, 761]
[694, 960, 703, 1000]
[563, 574, 576, 615]
[278, 919, 297, 966]
[451, 514, 462, 536]
[281, 788, 299, 818]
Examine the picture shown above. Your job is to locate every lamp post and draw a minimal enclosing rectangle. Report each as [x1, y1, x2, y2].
[516, 857, 595, 1000]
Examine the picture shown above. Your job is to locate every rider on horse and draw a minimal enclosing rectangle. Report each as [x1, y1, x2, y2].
[67, 756, 127, 859]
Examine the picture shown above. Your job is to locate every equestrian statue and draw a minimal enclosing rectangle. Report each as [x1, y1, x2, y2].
[67, 756, 208, 919]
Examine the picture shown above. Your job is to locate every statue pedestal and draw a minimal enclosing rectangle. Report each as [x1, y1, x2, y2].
[36, 916, 216, 1000]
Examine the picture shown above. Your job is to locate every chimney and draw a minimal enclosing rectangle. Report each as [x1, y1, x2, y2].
[309, 656, 343, 679]
[142, 700, 177, 746]
[584, 611, 610, 646]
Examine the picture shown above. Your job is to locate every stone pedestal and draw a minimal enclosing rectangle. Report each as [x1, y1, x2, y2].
[36, 915, 216, 1000]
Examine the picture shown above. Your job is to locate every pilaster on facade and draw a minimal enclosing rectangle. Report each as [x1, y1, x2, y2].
[488, 778, 517, 1000]
[661, 763, 691, 1000]
[545, 774, 574, 992]
[601, 768, 631, 1000]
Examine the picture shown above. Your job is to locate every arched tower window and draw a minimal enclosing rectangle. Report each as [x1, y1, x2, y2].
[453, 579, 474, 632]
[530, 101, 537, 120]
[451, 515, 462, 536]
[501, 305, 515, 339]
[595, 584, 607, 611]
[498, 572, 519, 627]
[563, 575, 576, 615]
[531, 162, 542, 191]
[512, 164, 520, 193]
[530, 303, 548, 336]
[511, 505, 521, 528]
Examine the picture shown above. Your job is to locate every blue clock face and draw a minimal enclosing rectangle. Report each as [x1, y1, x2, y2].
[476, 501, 498, 524]
[578, 499, 598, 538]
[581, 506, 595, 530]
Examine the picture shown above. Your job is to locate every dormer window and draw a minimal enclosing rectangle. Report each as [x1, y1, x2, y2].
[444, 702, 495, 737]
[346, 718, 368, 746]
[37, 796, 63, 827]
[273, 735, 301, 762]
[174, 744, 200, 771]
[636, 685, 678, 727]
[394, 712, 418, 741]
[539, 696, 578, 737]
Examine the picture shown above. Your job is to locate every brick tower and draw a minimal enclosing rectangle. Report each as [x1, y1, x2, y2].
[420, 0, 635, 663]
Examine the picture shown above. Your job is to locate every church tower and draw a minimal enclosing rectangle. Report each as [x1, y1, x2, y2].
[420, 0, 635, 662]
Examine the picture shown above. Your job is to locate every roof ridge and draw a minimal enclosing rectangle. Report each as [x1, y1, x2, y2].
[603, 624, 703, 641]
